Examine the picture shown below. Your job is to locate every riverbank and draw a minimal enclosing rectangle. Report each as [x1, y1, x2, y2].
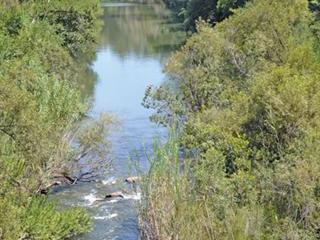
[0, 1, 104, 238]
[139, 0, 320, 239]
[50, 2, 184, 239]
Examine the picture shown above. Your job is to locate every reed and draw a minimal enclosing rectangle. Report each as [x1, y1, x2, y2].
[139, 136, 218, 240]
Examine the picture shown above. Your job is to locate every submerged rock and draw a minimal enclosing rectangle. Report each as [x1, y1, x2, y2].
[105, 191, 124, 199]
[125, 176, 140, 184]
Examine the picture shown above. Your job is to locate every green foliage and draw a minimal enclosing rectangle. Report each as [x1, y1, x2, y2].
[0, 0, 103, 239]
[182, 0, 217, 31]
[162, 0, 248, 31]
[142, 0, 320, 239]
[0, 194, 91, 240]
[21, 197, 91, 239]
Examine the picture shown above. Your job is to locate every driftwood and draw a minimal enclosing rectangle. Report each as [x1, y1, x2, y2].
[37, 170, 98, 194]
[37, 181, 62, 195]
[36, 115, 113, 195]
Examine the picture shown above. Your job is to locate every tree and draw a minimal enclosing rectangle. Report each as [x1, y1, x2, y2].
[142, 0, 320, 239]
[162, 0, 249, 31]
[0, 1, 106, 239]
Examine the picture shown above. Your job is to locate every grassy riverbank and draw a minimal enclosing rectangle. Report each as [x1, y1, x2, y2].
[141, 0, 320, 239]
[0, 1, 107, 239]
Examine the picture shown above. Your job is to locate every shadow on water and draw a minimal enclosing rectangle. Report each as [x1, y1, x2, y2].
[51, 2, 185, 240]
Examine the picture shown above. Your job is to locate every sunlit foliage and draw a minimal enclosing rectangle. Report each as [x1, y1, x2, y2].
[0, 0, 104, 239]
[142, 0, 320, 239]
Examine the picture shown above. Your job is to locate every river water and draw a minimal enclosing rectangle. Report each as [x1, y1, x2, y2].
[52, 2, 183, 240]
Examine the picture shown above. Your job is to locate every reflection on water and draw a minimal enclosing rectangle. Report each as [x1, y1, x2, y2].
[77, 65, 98, 100]
[53, 3, 184, 240]
[100, 2, 184, 59]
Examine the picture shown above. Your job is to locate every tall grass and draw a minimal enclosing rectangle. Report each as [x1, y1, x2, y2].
[139, 137, 263, 240]
[139, 135, 320, 240]
[139, 136, 218, 240]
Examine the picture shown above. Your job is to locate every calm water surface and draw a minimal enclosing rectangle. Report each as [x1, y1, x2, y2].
[52, 3, 183, 240]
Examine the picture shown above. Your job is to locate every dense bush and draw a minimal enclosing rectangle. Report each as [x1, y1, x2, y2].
[162, 0, 248, 31]
[141, 0, 320, 239]
[0, 1, 104, 239]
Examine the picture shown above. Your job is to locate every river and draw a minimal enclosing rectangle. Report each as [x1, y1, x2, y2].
[52, 2, 183, 240]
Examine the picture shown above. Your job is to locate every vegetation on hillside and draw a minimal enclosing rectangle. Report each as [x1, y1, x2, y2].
[0, 1, 111, 239]
[141, 0, 320, 239]
[162, 0, 247, 31]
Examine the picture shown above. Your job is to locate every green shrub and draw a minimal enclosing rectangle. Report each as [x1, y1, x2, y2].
[0, 1, 103, 239]
[141, 1, 320, 239]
